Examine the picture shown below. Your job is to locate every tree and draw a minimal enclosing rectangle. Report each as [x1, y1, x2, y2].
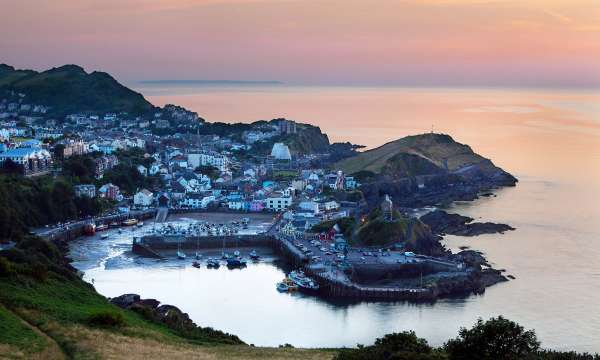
[334, 331, 443, 360]
[444, 316, 540, 360]
[53, 143, 65, 161]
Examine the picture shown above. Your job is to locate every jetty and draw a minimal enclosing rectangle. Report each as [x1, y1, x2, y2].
[132, 220, 468, 301]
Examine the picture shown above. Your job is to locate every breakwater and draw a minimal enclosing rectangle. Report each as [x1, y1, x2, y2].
[134, 231, 448, 301]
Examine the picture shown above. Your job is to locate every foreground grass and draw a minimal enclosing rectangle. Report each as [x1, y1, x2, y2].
[0, 275, 334, 359]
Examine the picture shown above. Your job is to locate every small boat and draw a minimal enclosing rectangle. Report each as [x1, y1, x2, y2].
[195, 252, 202, 260]
[83, 223, 96, 236]
[122, 218, 138, 226]
[226, 257, 247, 269]
[109, 222, 119, 228]
[192, 261, 201, 268]
[206, 258, 220, 269]
[100, 234, 109, 240]
[249, 250, 260, 261]
[276, 282, 289, 292]
[233, 250, 241, 257]
[177, 245, 186, 260]
[288, 270, 320, 293]
[96, 224, 109, 231]
[221, 252, 230, 260]
[137, 222, 144, 227]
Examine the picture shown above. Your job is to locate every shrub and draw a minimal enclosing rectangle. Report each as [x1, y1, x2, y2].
[87, 310, 125, 328]
[444, 316, 540, 360]
[0, 256, 13, 276]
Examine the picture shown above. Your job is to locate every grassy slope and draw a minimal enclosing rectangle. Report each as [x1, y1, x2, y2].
[336, 133, 488, 175]
[0, 275, 334, 359]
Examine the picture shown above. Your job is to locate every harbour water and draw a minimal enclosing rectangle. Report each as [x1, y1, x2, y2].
[71, 85, 600, 352]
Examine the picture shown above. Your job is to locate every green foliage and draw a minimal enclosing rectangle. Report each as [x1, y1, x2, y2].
[0, 304, 46, 353]
[335, 331, 444, 360]
[311, 217, 357, 239]
[0, 175, 107, 241]
[357, 209, 408, 246]
[535, 350, 600, 360]
[444, 316, 540, 360]
[62, 155, 97, 184]
[195, 165, 220, 180]
[0, 64, 154, 117]
[88, 310, 126, 328]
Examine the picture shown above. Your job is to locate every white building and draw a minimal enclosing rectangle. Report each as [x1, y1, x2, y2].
[187, 152, 229, 172]
[265, 194, 292, 211]
[271, 143, 292, 161]
[134, 189, 154, 207]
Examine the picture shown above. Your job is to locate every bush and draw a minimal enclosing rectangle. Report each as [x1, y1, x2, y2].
[334, 331, 444, 360]
[444, 316, 540, 360]
[87, 310, 126, 328]
[0, 256, 14, 276]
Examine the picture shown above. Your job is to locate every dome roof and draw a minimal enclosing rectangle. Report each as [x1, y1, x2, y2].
[271, 143, 292, 160]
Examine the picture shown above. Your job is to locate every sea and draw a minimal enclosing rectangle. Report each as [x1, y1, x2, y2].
[69, 84, 600, 352]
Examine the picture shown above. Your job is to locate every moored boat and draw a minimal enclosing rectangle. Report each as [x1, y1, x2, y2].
[122, 218, 138, 226]
[226, 257, 247, 269]
[249, 250, 260, 261]
[83, 223, 96, 236]
[288, 270, 320, 294]
[206, 258, 220, 268]
[96, 224, 109, 231]
[100, 234, 109, 240]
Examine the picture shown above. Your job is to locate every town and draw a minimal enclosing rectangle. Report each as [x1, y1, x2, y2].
[0, 84, 509, 302]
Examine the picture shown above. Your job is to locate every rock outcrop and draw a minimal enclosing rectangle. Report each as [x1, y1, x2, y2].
[420, 210, 515, 237]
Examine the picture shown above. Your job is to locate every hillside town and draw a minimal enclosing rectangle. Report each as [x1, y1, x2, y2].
[0, 93, 364, 241]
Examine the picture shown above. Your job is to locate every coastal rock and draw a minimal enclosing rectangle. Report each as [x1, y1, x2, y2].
[110, 293, 140, 308]
[420, 210, 514, 237]
[136, 298, 160, 309]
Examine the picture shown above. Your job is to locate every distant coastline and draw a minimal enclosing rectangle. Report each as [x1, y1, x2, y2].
[139, 79, 284, 85]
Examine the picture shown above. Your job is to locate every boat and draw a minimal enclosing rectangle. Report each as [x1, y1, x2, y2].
[276, 282, 289, 292]
[96, 224, 109, 231]
[137, 222, 144, 228]
[206, 258, 220, 269]
[122, 218, 138, 226]
[276, 278, 298, 293]
[233, 250, 241, 257]
[109, 221, 119, 228]
[83, 223, 96, 236]
[249, 250, 260, 261]
[192, 261, 201, 268]
[100, 234, 109, 240]
[195, 252, 202, 260]
[221, 252, 230, 260]
[288, 270, 320, 293]
[226, 257, 247, 269]
[177, 244, 186, 260]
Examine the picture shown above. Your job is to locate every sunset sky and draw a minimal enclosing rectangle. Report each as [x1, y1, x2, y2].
[1, 0, 599, 86]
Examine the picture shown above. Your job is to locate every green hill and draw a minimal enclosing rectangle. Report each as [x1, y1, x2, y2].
[335, 133, 516, 185]
[0, 64, 154, 117]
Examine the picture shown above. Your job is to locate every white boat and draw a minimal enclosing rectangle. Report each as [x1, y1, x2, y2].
[100, 234, 109, 240]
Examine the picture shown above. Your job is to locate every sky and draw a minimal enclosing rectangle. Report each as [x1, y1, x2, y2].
[1, 0, 599, 87]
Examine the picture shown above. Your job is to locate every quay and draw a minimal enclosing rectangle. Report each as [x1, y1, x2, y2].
[133, 220, 467, 301]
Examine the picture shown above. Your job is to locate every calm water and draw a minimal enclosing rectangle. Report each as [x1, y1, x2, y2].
[72, 85, 600, 352]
